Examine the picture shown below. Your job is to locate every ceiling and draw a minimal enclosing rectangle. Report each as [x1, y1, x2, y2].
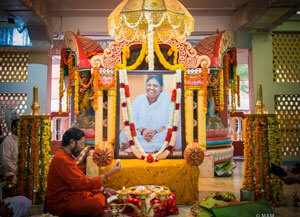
[0, 0, 300, 50]
[47, 0, 251, 17]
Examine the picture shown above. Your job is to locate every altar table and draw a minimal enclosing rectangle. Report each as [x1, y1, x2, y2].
[86, 157, 199, 205]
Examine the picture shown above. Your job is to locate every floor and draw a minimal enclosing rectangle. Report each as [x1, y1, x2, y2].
[30, 161, 300, 216]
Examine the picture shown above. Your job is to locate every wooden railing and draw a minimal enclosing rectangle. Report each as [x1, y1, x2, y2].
[50, 112, 70, 154]
[229, 111, 246, 157]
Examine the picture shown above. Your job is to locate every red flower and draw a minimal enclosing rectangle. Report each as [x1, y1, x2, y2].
[165, 128, 172, 142]
[167, 146, 173, 151]
[130, 123, 137, 137]
[125, 85, 130, 97]
[171, 89, 176, 102]
[146, 154, 154, 163]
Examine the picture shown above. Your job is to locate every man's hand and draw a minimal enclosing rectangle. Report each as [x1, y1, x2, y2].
[108, 160, 121, 175]
[121, 142, 130, 151]
[104, 188, 117, 196]
[143, 129, 156, 142]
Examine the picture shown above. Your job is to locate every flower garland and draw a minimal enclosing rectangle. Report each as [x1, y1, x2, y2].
[202, 67, 208, 114]
[231, 84, 235, 113]
[59, 58, 64, 115]
[219, 69, 224, 111]
[242, 116, 286, 205]
[213, 84, 220, 113]
[67, 54, 75, 113]
[119, 68, 181, 161]
[16, 117, 51, 203]
[267, 117, 286, 206]
[237, 75, 240, 107]
[242, 118, 253, 190]
[74, 68, 79, 115]
[167, 45, 178, 65]
[223, 53, 230, 94]
[16, 119, 28, 196]
[25, 120, 32, 197]
[93, 67, 99, 111]
[27, 118, 40, 200]
[261, 118, 270, 201]
[207, 71, 220, 86]
[40, 119, 51, 201]
[79, 71, 94, 89]
[145, 12, 155, 70]
[254, 118, 264, 200]
[153, 37, 186, 72]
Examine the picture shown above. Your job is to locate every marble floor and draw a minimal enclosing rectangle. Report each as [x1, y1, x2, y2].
[169, 161, 300, 217]
[30, 161, 300, 217]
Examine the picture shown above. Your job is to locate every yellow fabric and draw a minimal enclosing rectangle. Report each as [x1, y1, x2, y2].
[100, 159, 199, 205]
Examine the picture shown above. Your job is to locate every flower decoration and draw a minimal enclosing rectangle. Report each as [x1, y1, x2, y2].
[119, 68, 181, 161]
[146, 154, 154, 163]
[184, 144, 204, 166]
[92, 146, 114, 167]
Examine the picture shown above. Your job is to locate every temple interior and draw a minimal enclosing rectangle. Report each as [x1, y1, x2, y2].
[0, 0, 300, 216]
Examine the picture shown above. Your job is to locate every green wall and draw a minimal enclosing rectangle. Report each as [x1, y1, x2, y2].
[252, 30, 300, 114]
[251, 23, 300, 162]
[0, 51, 48, 115]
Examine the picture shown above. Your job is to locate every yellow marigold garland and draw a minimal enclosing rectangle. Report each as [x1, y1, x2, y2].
[237, 75, 240, 107]
[224, 53, 230, 94]
[154, 38, 186, 72]
[254, 118, 264, 200]
[268, 117, 287, 206]
[16, 119, 28, 196]
[242, 117, 253, 190]
[59, 65, 64, 115]
[41, 119, 51, 201]
[93, 67, 99, 111]
[167, 45, 178, 65]
[219, 69, 224, 111]
[202, 67, 208, 114]
[74, 68, 79, 115]
[231, 84, 235, 113]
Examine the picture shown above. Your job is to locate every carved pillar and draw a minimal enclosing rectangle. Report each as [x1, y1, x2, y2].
[95, 89, 103, 147]
[107, 88, 116, 147]
[185, 89, 194, 145]
[197, 89, 206, 151]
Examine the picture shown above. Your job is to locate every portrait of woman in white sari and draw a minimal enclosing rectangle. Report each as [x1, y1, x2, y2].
[119, 74, 182, 154]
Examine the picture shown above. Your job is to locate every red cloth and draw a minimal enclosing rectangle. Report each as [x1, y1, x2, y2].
[123, 193, 179, 217]
[46, 150, 105, 217]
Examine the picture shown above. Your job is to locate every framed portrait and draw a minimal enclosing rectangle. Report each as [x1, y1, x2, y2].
[115, 70, 186, 159]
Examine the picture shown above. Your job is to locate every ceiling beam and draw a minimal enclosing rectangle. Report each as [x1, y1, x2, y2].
[230, 0, 300, 31]
[0, 0, 52, 50]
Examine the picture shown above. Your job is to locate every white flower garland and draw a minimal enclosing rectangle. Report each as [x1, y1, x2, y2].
[119, 69, 182, 161]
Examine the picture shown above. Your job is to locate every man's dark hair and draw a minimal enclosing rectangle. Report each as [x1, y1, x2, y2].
[11, 119, 19, 130]
[62, 127, 85, 147]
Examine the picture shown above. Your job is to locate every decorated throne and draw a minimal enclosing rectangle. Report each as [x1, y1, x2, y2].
[58, 0, 240, 206]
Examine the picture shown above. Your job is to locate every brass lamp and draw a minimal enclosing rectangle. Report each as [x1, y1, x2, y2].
[31, 86, 40, 115]
[255, 84, 265, 114]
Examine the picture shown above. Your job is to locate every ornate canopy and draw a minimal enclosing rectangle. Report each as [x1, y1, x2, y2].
[108, 0, 194, 42]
